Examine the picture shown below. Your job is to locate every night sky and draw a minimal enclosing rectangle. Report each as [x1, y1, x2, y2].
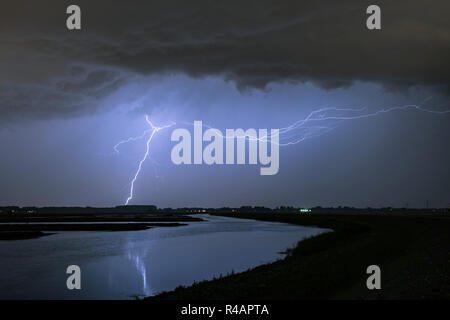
[0, 1, 449, 208]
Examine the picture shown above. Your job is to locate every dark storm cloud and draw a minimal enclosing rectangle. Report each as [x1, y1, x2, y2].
[0, 0, 449, 120]
[0, 64, 131, 124]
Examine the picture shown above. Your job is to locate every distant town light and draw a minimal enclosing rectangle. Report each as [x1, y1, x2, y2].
[299, 208, 311, 213]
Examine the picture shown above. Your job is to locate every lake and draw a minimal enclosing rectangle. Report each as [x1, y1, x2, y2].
[0, 214, 328, 299]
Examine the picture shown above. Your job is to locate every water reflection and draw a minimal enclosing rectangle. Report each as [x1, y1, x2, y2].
[127, 242, 152, 297]
[0, 214, 329, 299]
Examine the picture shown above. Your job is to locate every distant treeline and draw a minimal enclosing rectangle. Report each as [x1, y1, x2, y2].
[0, 205, 448, 216]
[0, 205, 157, 215]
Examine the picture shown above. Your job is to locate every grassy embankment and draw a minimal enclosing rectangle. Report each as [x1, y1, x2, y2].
[153, 212, 450, 299]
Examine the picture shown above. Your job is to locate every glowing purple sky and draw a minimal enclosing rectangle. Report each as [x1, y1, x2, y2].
[1, 1, 449, 208]
[1, 75, 449, 208]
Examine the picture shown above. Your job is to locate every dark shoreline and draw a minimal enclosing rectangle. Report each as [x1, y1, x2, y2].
[150, 212, 450, 300]
[0, 216, 203, 223]
[0, 214, 200, 240]
[0, 231, 55, 240]
[0, 223, 183, 240]
[0, 222, 187, 232]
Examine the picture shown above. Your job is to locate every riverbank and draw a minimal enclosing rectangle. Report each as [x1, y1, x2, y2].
[152, 212, 450, 299]
[0, 231, 54, 240]
[0, 213, 202, 240]
[0, 223, 188, 240]
[0, 216, 203, 223]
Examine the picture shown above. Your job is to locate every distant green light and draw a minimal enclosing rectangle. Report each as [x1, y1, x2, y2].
[299, 208, 311, 213]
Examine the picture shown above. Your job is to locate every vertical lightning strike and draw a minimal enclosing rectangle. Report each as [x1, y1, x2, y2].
[117, 115, 174, 205]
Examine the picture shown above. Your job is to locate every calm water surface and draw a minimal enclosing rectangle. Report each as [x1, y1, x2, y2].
[0, 214, 328, 299]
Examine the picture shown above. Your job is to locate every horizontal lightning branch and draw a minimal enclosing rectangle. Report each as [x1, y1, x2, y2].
[114, 100, 449, 204]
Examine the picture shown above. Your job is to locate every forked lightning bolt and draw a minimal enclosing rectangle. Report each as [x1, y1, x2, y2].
[114, 115, 174, 205]
[115, 100, 449, 204]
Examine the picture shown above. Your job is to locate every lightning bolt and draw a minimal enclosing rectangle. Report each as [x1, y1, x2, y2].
[274, 102, 450, 146]
[115, 115, 174, 205]
[176, 102, 450, 147]
[115, 99, 449, 204]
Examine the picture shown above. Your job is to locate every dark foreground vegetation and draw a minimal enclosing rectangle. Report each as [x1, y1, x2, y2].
[153, 212, 450, 299]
